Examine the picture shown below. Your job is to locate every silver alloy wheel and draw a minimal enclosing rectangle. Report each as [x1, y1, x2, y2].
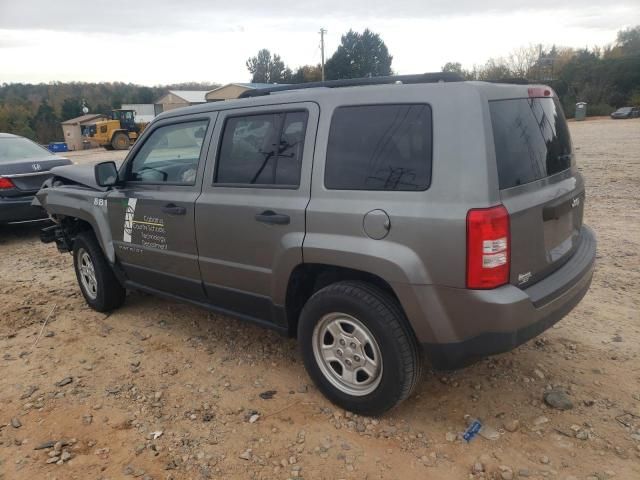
[312, 312, 383, 396]
[78, 248, 98, 300]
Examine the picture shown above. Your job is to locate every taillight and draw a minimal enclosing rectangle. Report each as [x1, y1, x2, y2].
[0, 177, 15, 190]
[466, 205, 510, 289]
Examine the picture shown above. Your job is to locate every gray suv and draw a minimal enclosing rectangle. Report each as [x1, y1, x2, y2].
[36, 74, 596, 415]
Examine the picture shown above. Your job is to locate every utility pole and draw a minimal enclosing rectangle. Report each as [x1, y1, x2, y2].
[319, 28, 327, 81]
[538, 44, 543, 81]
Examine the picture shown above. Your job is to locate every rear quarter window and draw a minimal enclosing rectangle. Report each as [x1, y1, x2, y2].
[489, 97, 573, 189]
[325, 104, 432, 191]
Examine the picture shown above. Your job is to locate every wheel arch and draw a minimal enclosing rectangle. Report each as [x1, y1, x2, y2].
[41, 187, 115, 262]
[58, 216, 109, 256]
[284, 263, 408, 338]
[110, 129, 128, 139]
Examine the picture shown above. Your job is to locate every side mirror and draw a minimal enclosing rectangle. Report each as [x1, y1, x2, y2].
[95, 161, 119, 187]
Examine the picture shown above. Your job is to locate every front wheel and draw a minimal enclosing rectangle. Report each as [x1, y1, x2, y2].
[298, 281, 422, 415]
[73, 232, 126, 312]
[111, 132, 130, 150]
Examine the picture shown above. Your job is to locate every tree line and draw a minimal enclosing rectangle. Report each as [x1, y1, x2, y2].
[247, 26, 640, 117]
[0, 82, 218, 144]
[1, 26, 638, 144]
[440, 25, 640, 117]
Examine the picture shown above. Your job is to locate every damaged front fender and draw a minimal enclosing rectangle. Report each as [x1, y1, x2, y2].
[35, 178, 116, 263]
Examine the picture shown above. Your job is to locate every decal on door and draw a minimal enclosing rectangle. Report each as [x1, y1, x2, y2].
[122, 198, 168, 250]
[136, 215, 167, 250]
[123, 198, 137, 243]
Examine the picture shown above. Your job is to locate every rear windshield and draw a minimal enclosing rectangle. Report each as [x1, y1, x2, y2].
[489, 97, 573, 189]
[0, 137, 51, 163]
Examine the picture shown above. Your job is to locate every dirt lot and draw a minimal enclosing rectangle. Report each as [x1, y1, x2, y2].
[1, 119, 639, 480]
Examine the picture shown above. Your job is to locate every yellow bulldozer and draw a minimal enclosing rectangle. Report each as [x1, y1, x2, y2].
[84, 109, 148, 150]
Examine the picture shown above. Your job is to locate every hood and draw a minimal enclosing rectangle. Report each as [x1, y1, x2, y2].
[51, 165, 107, 191]
[48, 164, 107, 190]
[33, 164, 109, 209]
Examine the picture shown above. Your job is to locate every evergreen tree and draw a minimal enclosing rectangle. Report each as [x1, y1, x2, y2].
[61, 98, 83, 121]
[246, 49, 292, 83]
[31, 100, 60, 143]
[325, 29, 393, 80]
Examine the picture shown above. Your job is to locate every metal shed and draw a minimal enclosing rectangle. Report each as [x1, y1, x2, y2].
[205, 83, 286, 102]
[121, 104, 156, 123]
[60, 113, 106, 151]
[154, 90, 209, 113]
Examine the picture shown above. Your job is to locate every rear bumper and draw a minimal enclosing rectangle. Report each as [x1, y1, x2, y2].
[403, 225, 596, 369]
[0, 195, 48, 223]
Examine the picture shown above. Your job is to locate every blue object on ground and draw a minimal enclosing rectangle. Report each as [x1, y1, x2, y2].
[48, 142, 68, 153]
[463, 419, 483, 442]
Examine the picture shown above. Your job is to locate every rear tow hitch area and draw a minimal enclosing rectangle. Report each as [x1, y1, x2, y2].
[40, 224, 72, 252]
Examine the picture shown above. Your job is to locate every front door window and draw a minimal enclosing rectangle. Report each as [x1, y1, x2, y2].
[127, 120, 208, 185]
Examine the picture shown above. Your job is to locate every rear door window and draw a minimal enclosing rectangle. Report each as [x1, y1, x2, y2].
[489, 97, 573, 189]
[215, 111, 308, 187]
[325, 104, 432, 191]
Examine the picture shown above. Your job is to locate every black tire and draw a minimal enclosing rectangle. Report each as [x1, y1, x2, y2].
[73, 231, 126, 312]
[298, 281, 422, 415]
[111, 132, 129, 150]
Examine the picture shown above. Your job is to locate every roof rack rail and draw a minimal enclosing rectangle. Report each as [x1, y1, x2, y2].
[487, 77, 531, 85]
[238, 72, 464, 98]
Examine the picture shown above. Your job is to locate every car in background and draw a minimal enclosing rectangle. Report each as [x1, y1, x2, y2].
[610, 106, 640, 119]
[0, 133, 72, 224]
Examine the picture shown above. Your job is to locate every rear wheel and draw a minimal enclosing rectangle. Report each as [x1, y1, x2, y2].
[111, 132, 129, 150]
[298, 281, 421, 415]
[73, 232, 125, 312]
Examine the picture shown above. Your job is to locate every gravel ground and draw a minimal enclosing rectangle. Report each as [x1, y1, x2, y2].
[62, 148, 128, 166]
[0, 119, 639, 480]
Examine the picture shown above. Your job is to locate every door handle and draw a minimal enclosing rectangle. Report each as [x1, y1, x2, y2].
[255, 210, 290, 225]
[162, 204, 186, 215]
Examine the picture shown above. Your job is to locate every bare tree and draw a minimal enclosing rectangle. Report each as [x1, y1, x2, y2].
[477, 58, 512, 81]
[506, 45, 540, 78]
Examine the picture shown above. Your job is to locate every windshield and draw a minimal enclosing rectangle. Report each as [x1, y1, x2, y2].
[489, 97, 573, 189]
[0, 137, 52, 163]
[616, 107, 632, 113]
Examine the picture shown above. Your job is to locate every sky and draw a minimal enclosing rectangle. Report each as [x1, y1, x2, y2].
[1, 1, 639, 86]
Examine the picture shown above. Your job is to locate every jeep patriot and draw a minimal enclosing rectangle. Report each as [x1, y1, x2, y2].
[36, 74, 596, 414]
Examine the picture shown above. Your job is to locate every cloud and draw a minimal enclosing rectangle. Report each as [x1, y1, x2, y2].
[2, 1, 638, 33]
[0, 34, 36, 49]
[565, 7, 639, 31]
[0, 3, 637, 85]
